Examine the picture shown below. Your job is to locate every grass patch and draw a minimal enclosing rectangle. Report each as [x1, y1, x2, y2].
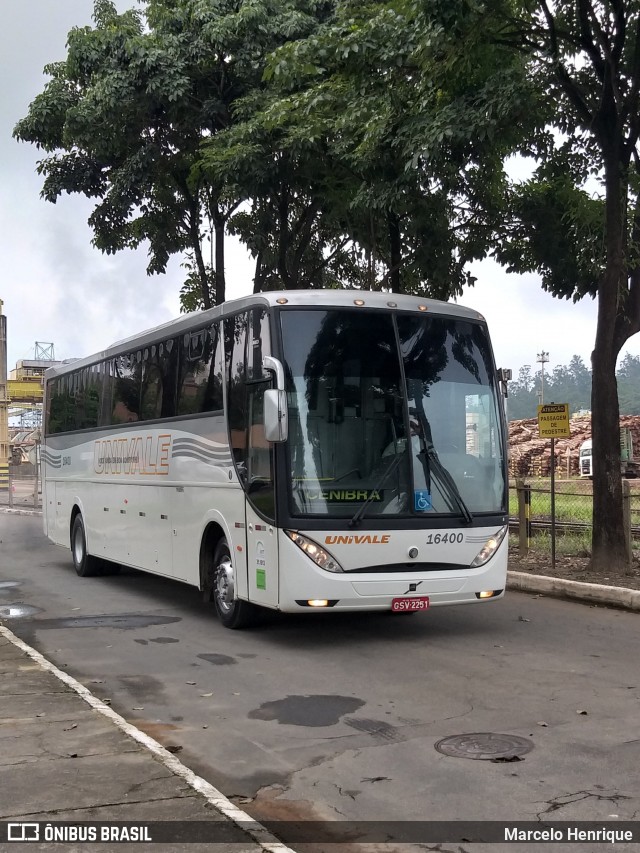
[509, 530, 591, 557]
[509, 488, 592, 523]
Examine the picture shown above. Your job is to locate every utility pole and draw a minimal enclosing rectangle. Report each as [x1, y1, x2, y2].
[0, 300, 8, 491]
[537, 350, 549, 405]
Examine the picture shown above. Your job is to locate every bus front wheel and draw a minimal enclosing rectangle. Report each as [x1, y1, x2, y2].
[71, 515, 103, 577]
[212, 539, 256, 629]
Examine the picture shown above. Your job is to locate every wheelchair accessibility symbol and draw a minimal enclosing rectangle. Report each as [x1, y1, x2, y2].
[414, 490, 432, 512]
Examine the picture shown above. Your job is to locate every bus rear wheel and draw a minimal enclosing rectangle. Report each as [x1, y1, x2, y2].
[71, 514, 103, 577]
[212, 539, 256, 629]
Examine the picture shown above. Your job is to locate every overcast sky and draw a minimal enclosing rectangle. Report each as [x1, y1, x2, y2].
[3, 1, 639, 383]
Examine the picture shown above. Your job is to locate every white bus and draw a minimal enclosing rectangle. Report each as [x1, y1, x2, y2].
[42, 290, 509, 629]
[579, 439, 592, 477]
[580, 431, 640, 479]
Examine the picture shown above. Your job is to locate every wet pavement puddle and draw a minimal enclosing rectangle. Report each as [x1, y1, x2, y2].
[249, 694, 365, 726]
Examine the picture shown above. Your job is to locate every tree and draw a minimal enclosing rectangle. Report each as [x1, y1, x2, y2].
[201, 118, 361, 292]
[505, 364, 539, 419]
[504, 357, 593, 420]
[14, 0, 232, 308]
[496, 0, 640, 571]
[567, 355, 593, 411]
[201, 0, 535, 296]
[14, 0, 335, 309]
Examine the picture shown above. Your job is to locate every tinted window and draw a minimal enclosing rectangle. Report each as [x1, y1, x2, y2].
[247, 307, 270, 380]
[47, 377, 75, 434]
[112, 353, 141, 424]
[177, 325, 223, 415]
[98, 360, 114, 427]
[140, 346, 163, 421]
[158, 337, 179, 418]
[78, 366, 101, 429]
[224, 310, 275, 519]
[225, 313, 249, 478]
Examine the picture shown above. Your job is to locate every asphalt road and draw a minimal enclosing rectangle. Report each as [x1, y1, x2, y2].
[1, 512, 639, 848]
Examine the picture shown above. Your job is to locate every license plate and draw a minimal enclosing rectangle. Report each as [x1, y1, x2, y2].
[391, 596, 430, 612]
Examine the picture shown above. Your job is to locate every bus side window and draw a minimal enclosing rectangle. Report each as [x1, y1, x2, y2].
[225, 313, 249, 480]
[248, 307, 270, 380]
[99, 360, 115, 427]
[112, 353, 141, 424]
[140, 345, 163, 421]
[177, 325, 223, 415]
[202, 323, 224, 412]
[224, 309, 275, 518]
[159, 338, 179, 418]
[246, 308, 274, 518]
[48, 377, 74, 434]
[83, 364, 101, 430]
[246, 381, 275, 518]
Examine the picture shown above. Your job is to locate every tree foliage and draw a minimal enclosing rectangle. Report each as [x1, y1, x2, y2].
[200, 0, 535, 296]
[17, 0, 537, 304]
[16, 1, 225, 307]
[14, 0, 335, 308]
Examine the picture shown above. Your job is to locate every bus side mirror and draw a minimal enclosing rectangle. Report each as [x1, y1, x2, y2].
[264, 389, 288, 442]
[263, 356, 288, 442]
[497, 368, 511, 398]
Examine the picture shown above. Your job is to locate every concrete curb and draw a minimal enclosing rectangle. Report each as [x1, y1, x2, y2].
[508, 570, 640, 612]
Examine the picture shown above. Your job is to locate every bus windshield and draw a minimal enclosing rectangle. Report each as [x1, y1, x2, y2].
[280, 308, 506, 519]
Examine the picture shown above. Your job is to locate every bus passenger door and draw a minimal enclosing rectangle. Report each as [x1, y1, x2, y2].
[243, 384, 279, 609]
[225, 307, 279, 609]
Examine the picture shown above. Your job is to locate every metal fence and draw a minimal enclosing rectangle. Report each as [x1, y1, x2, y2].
[0, 459, 41, 509]
[510, 477, 640, 558]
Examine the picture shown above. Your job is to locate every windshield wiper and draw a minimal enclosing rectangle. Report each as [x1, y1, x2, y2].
[349, 452, 403, 527]
[423, 444, 473, 524]
[413, 410, 473, 525]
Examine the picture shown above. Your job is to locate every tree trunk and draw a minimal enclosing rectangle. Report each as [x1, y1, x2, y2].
[388, 210, 402, 293]
[277, 186, 294, 289]
[192, 234, 211, 311]
[253, 251, 265, 293]
[180, 179, 211, 311]
[590, 346, 626, 569]
[591, 155, 628, 570]
[214, 218, 225, 305]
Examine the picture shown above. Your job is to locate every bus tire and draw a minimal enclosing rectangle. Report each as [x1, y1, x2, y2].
[212, 538, 256, 629]
[71, 514, 102, 578]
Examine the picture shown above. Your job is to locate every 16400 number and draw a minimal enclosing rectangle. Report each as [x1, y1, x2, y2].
[425, 532, 464, 545]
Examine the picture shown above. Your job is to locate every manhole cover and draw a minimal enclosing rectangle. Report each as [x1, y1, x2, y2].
[0, 604, 43, 619]
[434, 733, 534, 760]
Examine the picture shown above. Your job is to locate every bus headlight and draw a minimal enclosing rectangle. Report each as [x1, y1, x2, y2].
[470, 525, 508, 568]
[285, 531, 344, 573]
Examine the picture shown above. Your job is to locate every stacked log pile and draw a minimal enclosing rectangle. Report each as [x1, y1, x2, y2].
[508, 414, 640, 477]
